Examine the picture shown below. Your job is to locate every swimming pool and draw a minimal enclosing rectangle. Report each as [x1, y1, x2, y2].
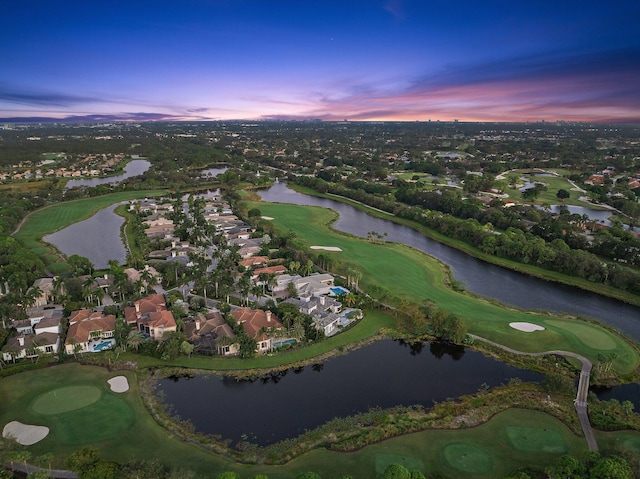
[273, 339, 297, 348]
[93, 340, 114, 352]
[331, 286, 350, 295]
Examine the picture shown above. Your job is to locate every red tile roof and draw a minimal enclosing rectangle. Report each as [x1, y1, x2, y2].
[231, 308, 282, 340]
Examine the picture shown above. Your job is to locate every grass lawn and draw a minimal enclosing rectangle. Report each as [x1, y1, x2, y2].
[248, 201, 640, 375]
[264, 409, 586, 479]
[0, 363, 236, 476]
[0, 366, 589, 478]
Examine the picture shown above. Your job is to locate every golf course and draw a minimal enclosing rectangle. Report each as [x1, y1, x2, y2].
[6, 363, 639, 478]
[248, 200, 640, 376]
[3, 192, 640, 477]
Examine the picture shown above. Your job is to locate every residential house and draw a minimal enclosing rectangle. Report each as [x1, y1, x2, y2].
[2, 331, 60, 362]
[183, 311, 238, 356]
[240, 256, 268, 268]
[30, 277, 58, 306]
[231, 307, 283, 353]
[64, 310, 116, 354]
[124, 293, 177, 340]
[273, 273, 335, 298]
[124, 265, 161, 292]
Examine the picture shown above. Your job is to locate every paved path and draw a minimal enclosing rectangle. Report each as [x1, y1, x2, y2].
[5, 462, 78, 478]
[470, 334, 598, 451]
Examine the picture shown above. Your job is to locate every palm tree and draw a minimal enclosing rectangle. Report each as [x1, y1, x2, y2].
[343, 292, 357, 307]
[291, 319, 305, 341]
[52, 276, 65, 302]
[24, 285, 42, 308]
[126, 330, 145, 352]
[304, 259, 314, 276]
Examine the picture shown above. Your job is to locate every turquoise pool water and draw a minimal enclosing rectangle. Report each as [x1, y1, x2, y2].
[94, 340, 114, 352]
[331, 286, 350, 295]
[273, 339, 297, 348]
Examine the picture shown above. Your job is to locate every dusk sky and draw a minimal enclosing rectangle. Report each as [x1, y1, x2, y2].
[2, 0, 639, 123]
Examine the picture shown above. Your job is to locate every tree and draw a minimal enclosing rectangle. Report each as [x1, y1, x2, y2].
[382, 464, 411, 479]
[180, 340, 194, 358]
[127, 330, 145, 352]
[590, 455, 633, 479]
[296, 473, 321, 479]
[217, 473, 240, 479]
[556, 188, 570, 202]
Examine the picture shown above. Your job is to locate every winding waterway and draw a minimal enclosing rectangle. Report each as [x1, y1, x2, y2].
[159, 183, 639, 447]
[257, 183, 640, 341]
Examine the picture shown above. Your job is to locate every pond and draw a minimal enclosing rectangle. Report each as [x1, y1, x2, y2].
[158, 339, 542, 446]
[64, 159, 151, 189]
[43, 203, 127, 269]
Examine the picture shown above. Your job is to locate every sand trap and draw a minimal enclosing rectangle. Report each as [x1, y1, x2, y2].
[261, 216, 274, 220]
[310, 246, 343, 251]
[510, 322, 545, 332]
[3, 421, 49, 445]
[108, 376, 129, 393]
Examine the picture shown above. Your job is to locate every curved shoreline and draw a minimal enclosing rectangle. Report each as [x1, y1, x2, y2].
[287, 183, 640, 307]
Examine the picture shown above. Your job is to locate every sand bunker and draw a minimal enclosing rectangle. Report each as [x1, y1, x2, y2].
[310, 246, 343, 251]
[108, 376, 130, 393]
[3, 421, 49, 445]
[261, 216, 274, 220]
[510, 322, 545, 332]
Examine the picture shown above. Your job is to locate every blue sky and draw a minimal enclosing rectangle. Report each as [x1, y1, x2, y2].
[2, 0, 639, 122]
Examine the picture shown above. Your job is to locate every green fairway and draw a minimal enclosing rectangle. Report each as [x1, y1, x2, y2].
[31, 386, 102, 415]
[249, 201, 640, 375]
[0, 364, 235, 476]
[506, 426, 567, 453]
[443, 443, 493, 473]
[279, 409, 586, 479]
[0, 365, 592, 478]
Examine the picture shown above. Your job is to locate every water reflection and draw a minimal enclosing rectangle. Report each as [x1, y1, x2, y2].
[257, 183, 640, 341]
[158, 339, 541, 446]
[43, 203, 127, 269]
[64, 159, 151, 188]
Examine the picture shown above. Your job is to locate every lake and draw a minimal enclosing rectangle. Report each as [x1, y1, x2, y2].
[64, 159, 151, 189]
[158, 339, 542, 446]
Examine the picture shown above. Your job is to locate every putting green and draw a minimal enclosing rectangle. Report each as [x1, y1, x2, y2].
[443, 442, 492, 474]
[31, 386, 102, 415]
[506, 426, 567, 453]
[545, 320, 617, 350]
[45, 394, 135, 445]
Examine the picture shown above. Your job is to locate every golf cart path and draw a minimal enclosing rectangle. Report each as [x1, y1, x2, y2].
[470, 334, 598, 451]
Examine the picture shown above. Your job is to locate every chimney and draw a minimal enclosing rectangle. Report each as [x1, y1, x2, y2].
[17, 335, 25, 347]
[266, 311, 272, 322]
[135, 302, 140, 313]
[195, 318, 201, 331]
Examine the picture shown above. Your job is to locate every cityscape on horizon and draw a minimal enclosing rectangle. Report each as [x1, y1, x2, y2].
[2, 0, 639, 124]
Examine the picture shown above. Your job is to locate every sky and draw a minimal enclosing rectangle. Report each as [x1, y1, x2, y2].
[1, 0, 639, 123]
